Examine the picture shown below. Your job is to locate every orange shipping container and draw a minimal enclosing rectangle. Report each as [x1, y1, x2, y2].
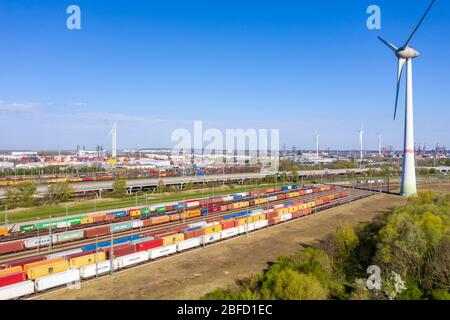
[0, 266, 22, 277]
[23, 257, 65, 274]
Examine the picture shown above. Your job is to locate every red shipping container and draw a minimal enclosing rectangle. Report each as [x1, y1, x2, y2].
[268, 218, 280, 225]
[207, 217, 222, 223]
[136, 238, 163, 251]
[0, 241, 24, 255]
[85, 226, 110, 238]
[104, 215, 115, 222]
[170, 214, 181, 222]
[100, 243, 130, 257]
[0, 272, 26, 288]
[193, 229, 205, 237]
[227, 204, 234, 210]
[93, 216, 105, 223]
[113, 245, 136, 257]
[142, 219, 153, 227]
[220, 205, 228, 212]
[221, 220, 236, 230]
[2, 255, 45, 269]
[154, 230, 177, 238]
[182, 230, 196, 239]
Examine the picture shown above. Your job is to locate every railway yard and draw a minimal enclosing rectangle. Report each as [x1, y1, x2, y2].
[0, 182, 447, 300]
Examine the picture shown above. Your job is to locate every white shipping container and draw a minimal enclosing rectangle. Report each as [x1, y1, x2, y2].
[268, 196, 278, 201]
[264, 208, 274, 214]
[0, 280, 35, 300]
[148, 244, 177, 259]
[202, 232, 221, 244]
[177, 238, 200, 251]
[35, 269, 80, 292]
[80, 260, 117, 278]
[24, 235, 57, 249]
[222, 196, 233, 202]
[238, 223, 255, 234]
[273, 204, 284, 209]
[306, 189, 313, 194]
[236, 192, 247, 197]
[132, 220, 143, 228]
[56, 221, 69, 229]
[220, 227, 239, 239]
[46, 248, 83, 260]
[280, 213, 293, 222]
[205, 221, 220, 227]
[186, 201, 200, 208]
[117, 251, 149, 268]
[254, 219, 269, 229]
[251, 209, 264, 215]
[188, 221, 207, 228]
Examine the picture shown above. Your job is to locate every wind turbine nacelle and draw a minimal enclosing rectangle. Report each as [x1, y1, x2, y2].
[396, 47, 420, 59]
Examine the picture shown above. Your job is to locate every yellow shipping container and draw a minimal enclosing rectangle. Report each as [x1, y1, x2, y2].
[184, 209, 200, 218]
[0, 266, 22, 277]
[24, 258, 64, 274]
[204, 225, 223, 234]
[236, 216, 254, 226]
[28, 260, 69, 279]
[241, 201, 249, 208]
[162, 233, 185, 246]
[252, 213, 266, 222]
[0, 227, 8, 236]
[69, 252, 106, 268]
[130, 210, 141, 217]
[81, 217, 94, 224]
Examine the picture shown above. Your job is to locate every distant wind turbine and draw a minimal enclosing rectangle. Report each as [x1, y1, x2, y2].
[108, 122, 117, 158]
[315, 133, 320, 158]
[376, 131, 383, 157]
[378, 0, 436, 196]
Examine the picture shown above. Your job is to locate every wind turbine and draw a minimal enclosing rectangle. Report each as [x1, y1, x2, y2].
[376, 131, 383, 157]
[315, 133, 320, 158]
[378, 0, 436, 196]
[108, 122, 117, 158]
[358, 124, 364, 164]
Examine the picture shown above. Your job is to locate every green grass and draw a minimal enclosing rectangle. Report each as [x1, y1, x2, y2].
[1, 181, 289, 224]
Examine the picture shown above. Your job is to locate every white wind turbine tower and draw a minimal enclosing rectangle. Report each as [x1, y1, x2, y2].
[376, 131, 383, 157]
[108, 123, 117, 158]
[315, 133, 320, 158]
[358, 124, 364, 164]
[378, 0, 436, 196]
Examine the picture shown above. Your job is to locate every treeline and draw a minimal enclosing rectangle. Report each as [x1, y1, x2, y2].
[203, 191, 450, 300]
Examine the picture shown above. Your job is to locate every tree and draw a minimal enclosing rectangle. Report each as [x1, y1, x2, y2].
[157, 179, 166, 192]
[111, 178, 127, 197]
[270, 269, 329, 300]
[5, 182, 37, 209]
[48, 181, 74, 203]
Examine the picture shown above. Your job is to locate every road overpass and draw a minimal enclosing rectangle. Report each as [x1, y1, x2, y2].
[0, 168, 371, 198]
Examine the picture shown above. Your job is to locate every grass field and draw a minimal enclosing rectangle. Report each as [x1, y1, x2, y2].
[1, 181, 287, 224]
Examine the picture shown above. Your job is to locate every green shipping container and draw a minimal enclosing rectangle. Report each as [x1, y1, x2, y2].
[155, 207, 166, 213]
[37, 221, 58, 230]
[20, 224, 35, 232]
[68, 217, 83, 225]
[110, 222, 133, 233]
[57, 230, 84, 242]
[140, 209, 151, 215]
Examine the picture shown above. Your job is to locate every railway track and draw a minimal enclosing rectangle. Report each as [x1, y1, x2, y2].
[1, 186, 329, 241]
[0, 188, 372, 265]
[25, 188, 374, 300]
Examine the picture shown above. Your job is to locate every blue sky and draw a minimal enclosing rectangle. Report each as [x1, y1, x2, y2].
[0, 0, 449, 151]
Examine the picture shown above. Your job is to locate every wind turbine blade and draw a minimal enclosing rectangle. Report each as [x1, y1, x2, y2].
[394, 58, 406, 120]
[378, 37, 398, 52]
[403, 0, 436, 48]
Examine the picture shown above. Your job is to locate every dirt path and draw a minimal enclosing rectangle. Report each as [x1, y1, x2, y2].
[36, 192, 408, 300]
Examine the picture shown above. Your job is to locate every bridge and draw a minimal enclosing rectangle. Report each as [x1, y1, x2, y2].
[0, 168, 371, 198]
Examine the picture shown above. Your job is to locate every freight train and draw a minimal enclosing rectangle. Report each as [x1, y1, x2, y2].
[0, 186, 335, 254]
[0, 184, 335, 240]
[0, 191, 348, 300]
